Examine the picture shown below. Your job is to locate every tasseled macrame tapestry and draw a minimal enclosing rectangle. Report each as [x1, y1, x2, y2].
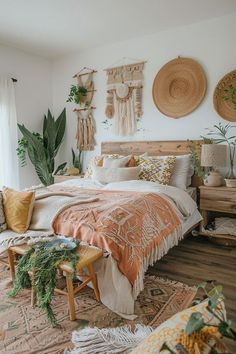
[74, 69, 96, 151]
[76, 108, 96, 151]
[105, 62, 145, 136]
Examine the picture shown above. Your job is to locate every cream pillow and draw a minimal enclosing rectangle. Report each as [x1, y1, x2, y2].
[84, 154, 120, 179]
[3, 187, 35, 233]
[169, 154, 193, 190]
[103, 155, 131, 168]
[0, 192, 7, 233]
[84, 153, 147, 179]
[92, 166, 141, 184]
[138, 156, 176, 185]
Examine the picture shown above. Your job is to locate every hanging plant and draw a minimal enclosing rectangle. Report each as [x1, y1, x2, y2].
[8, 239, 80, 326]
[67, 85, 88, 105]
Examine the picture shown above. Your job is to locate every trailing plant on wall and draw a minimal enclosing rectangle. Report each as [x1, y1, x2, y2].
[67, 85, 88, 105]
[17, 109, 67, 186]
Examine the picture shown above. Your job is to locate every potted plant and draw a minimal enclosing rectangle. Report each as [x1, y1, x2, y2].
[202, 123, 236, 187]
[17, 109, 67, 186]
[67, 84, 88, 106]
[66, 148, 83, 176]
[188, 140, 210, 186]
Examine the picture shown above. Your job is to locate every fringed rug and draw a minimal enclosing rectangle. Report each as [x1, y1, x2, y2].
[0, 263, 196, 354]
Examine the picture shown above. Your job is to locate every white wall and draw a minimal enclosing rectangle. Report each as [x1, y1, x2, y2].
[0, 44, 52, 188]
[52, 13, 236, 170]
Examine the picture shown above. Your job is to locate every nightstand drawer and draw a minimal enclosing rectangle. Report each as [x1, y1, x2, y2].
[200, 198, 236, 213]
[200, 187, 236, 213]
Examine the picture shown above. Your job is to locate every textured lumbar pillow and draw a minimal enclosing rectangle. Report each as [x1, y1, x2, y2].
[0, 192, 7, 233]
[92, 166, 141, 184]
[138, 156, 176, 185]
[3, 187, 35, 233]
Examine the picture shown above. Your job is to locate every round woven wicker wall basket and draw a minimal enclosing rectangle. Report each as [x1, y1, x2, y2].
[213, 70, 236, 122]
[152, 57, 207, 118]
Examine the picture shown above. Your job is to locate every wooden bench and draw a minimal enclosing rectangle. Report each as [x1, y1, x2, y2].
[7, 243, 103, 320]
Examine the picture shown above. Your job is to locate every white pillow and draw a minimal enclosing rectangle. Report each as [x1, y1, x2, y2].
[103, 155, 131, 168]
[169, 154, 193, 190]
[92, 166, 141, 184]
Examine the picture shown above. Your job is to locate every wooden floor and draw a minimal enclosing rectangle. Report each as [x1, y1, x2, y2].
[148, 235, 236, 352]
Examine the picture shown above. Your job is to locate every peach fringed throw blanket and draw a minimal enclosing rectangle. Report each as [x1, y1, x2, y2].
[51, 186, 180, 288]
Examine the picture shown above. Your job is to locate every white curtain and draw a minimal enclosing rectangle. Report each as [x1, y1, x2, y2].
[0, 77, 19, 189]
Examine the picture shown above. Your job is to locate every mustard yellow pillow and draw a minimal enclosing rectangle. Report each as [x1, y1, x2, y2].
[3, 187, 35, 233]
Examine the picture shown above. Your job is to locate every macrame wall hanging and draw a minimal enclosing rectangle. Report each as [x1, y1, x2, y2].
[72, 67, 97, 151]
[104, 60, 145, 136]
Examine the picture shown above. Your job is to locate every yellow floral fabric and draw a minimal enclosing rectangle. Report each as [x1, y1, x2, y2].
[131, 301, 226, 354]
[138, 156, 176, 185]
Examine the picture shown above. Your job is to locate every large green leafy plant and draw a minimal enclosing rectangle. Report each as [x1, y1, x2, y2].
[17, 109, 67, 186]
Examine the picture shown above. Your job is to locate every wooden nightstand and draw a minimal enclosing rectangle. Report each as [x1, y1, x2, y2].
[199, 186, 236, 246]
[54, 175, 84, 183]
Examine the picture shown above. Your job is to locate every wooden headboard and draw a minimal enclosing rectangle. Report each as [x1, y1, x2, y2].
[101, 140, 203, 157]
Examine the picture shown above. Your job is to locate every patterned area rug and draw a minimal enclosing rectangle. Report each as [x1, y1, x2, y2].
[0, 263, 196, 354]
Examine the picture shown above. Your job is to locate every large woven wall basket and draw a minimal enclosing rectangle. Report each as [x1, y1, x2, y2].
[152, 57, 207, 118]
[213, 70, 236, 122]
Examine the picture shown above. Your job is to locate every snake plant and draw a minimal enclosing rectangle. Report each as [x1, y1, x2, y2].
[17, 109, 67, 186]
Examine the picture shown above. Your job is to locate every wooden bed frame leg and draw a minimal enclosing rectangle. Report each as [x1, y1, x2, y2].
[87, 263, 100, 302]
[66, 272, 76, 321]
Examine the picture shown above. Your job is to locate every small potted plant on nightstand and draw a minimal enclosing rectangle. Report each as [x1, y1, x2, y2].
[203, 123, 236, 187]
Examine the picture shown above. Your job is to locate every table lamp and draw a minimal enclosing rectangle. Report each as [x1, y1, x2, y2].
[201, 144, 226, 186]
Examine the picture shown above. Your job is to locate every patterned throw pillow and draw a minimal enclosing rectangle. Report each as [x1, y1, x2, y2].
[0, 192, 7, 232]
[138, 156, 176, 184]
[131, 300, 226, 354]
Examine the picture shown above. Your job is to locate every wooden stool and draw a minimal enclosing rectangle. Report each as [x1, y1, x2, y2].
[7, 243, 103, 320]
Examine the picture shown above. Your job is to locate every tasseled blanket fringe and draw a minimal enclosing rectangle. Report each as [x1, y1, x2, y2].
[132, 225, 183, 300]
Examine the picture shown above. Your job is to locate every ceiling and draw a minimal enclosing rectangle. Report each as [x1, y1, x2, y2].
[0, 0, 236, 58]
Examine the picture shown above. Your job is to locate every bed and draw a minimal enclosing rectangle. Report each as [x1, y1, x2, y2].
[1, 140, 203, 319]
